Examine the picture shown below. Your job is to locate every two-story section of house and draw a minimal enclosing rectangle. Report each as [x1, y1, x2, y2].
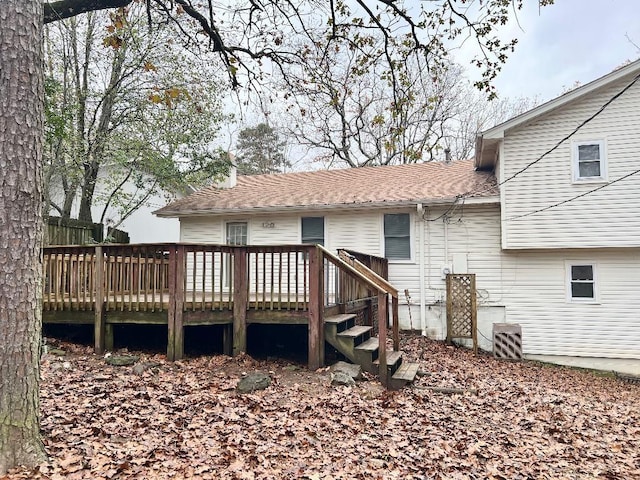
[475, 59, 640, 363]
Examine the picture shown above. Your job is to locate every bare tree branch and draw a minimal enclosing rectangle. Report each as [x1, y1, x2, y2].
[44, 0, 132, 24]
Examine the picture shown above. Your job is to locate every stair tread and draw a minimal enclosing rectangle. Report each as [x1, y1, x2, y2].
[355, 337, 379, 352]
[324, 314, 357, 324]
[392, 362, 420, 382]
[337, 325, 372, 338]
[374, 350, 402, 366]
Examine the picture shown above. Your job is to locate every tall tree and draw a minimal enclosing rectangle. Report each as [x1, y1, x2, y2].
[0, 0, 48, 471]
[236, 123, 290, 175]
[43, 6, 230, 227]
[0, 0, 552, 473]
[282, 49, 537, 167]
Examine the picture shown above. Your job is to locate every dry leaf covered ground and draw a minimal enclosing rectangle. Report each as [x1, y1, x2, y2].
[4, 335, 639, 480]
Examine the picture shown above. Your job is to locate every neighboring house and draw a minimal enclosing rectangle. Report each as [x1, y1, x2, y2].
[48, 165, 184, 243]
[155, 59, 640, 369]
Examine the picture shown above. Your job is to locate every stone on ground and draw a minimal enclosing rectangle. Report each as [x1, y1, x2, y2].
[330, 361, 362, 381]
[237, 372, 271, 393]
[330, 371, 356, 386]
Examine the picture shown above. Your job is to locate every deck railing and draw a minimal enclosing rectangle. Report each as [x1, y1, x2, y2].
[42, 243, 396, 376]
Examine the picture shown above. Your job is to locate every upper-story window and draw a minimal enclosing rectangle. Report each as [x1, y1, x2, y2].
[384, 213, 411, 260]
[573, 140, 606, 181]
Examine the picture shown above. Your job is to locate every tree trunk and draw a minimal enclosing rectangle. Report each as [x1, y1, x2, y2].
[78, 161, 98, 222]
[0, 0, 47, 473]
[77, 36, 126, 224]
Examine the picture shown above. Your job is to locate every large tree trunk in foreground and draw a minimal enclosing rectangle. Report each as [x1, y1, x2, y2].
[0, 0, 47, 473]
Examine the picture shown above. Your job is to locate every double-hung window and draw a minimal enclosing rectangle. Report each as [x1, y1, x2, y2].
[226, 222, 247, 245]
[384, 213, 411, 260]
[301, 217, 324, 246]
[573, 140, 606, 181]
[567, 263, 596, 302]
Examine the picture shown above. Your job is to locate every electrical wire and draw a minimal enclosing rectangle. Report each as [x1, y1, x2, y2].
[465, 69, 640, 203]
[505, 166, 640, 221]
[496, 71, 640, 189]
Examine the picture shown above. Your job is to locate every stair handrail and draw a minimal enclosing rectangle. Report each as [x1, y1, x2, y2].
[336, 249, 400, 353]
[337, 250, 398, 298]
[316, 245, 391, 295]
[317, 245, 400, 387]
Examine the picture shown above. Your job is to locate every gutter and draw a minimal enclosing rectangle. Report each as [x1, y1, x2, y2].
[155, 195, 500, 218]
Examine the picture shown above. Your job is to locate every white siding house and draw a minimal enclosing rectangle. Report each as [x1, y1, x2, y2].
[475, 59, 640, 368]
[156, 160, 502, 340]
[156, 59, 640, 372]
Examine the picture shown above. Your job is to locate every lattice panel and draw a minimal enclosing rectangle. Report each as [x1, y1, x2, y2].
[493, 323, 523, 360]
[446, 273, 477, 353]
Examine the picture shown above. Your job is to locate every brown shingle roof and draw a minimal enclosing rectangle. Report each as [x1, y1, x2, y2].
[154, 159, 497, 217]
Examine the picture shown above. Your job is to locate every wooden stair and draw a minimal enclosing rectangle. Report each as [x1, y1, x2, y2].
[324, 313, 419, 389]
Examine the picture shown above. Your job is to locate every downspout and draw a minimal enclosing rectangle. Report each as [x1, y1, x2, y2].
[417, 203, 426, 336]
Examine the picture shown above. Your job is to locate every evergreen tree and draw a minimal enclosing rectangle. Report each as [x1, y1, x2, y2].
[235, 123, 290, 175]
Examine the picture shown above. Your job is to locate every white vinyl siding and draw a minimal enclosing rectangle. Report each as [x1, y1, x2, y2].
[502, 252, 640, 359]
[500, 73, 640, 249]
[179, 217, 224, 243]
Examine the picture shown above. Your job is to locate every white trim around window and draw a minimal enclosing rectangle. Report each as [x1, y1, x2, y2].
[565, 261, 598, 304]
[572, 140, 607, 182]
[224, 220, 249, 245]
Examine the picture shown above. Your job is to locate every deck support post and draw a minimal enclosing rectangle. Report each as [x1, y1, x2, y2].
[392, 295, 399, 352]
[94, 245, 105, 354]
[377, 291, 388, 387]
[174, 245, 186, 360]
[222, 324, 233, 356]
[168, 244, 186, 360]
[233, 247, 248, 356]
[105, 324, 114, 352]
[308, 246, 324, 370]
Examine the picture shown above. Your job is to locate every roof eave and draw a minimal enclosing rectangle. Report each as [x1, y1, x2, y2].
[475, 59, 640, 171]
[480, 59, 640, 140]
[154, 195, 500, 218]
[474, 135, 501, 170]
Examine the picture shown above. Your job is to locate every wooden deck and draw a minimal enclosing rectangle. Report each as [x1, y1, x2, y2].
[42, 243, 398, 377]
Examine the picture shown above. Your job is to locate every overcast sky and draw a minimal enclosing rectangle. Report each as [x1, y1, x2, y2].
[463, 0, 640, 102]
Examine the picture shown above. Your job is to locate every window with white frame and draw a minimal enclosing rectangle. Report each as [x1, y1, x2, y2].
[384, 213, 411, 260]
[573, 140, 606, 181]
[226, 222, 247, 245]
[301, 217, 324, 246]
[568, 264, 596, 301]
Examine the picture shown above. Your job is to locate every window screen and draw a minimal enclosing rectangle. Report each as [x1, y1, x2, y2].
[301, 217, 324, 245]
[577, 144, 602, 178]
[384, 213, 410, 260]
[570, 264, 594, 299]
[226, 222, 247, 245]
